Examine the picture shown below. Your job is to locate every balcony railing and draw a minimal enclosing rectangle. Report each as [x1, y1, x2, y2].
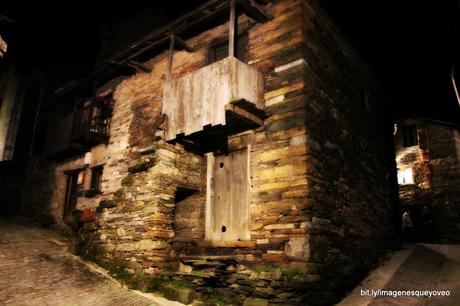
[71, 104, 111, 146]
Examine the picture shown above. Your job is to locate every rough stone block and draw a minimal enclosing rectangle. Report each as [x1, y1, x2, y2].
[243, 297, 269, 306]
[285, 236, 309, 261]
[163, 285, 195, 305]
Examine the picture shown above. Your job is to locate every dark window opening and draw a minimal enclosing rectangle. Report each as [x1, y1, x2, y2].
[64, 99, 77, 116]
[174, 186, 198, 203]
[90, 166, 103, 191]
[402, 125, 418, 147]
[208, 33, 248, 65]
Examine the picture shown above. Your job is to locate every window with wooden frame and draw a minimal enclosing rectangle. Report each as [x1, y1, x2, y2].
[90, 166, 103, 192]
[207, 32, 248, 65]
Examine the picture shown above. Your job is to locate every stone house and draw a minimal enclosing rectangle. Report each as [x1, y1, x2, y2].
[394, 117, 460, 243]
[21, 0, 396, 304]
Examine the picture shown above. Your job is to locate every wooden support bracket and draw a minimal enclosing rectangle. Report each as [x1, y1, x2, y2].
[225, 104, 264, 126]
[228, 0, 236, 57]
[167, 33, 175, 80]
[174, 35, 197, 52]
[241, 0, 271, 22]
[127, 60, 152, 73]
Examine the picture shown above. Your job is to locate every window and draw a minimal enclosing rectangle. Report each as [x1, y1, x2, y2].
[397, 168, 414, 185]
[402, 125, 418, 147]
[90, 166, 103, 191]
[208, 33, 248, 64]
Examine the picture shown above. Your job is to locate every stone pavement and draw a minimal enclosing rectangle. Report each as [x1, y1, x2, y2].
[337, 243, 460, 306]
[0, 216, 159, 306]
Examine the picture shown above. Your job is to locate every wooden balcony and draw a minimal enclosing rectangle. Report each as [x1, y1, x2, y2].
[162, 57, 264, 153]
[71, 104, 111, 146]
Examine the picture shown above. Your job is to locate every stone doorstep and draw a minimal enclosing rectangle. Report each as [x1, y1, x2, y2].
[174, 271, 216, 278]
[182, 260, 227, 267]
[198, 240, 257, 248]
[178, 255, 238, 260]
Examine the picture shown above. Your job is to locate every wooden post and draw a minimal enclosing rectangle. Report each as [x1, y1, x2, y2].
[167, 33, 175, 80]
[228, 0, 236, 58]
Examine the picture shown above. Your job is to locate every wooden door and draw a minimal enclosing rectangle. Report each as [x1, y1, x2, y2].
[63, 173, 78, 218]
[205, 148, 250, 242]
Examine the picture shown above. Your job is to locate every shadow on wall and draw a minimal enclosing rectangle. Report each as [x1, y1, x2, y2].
[0, 158, 56, 225]
[0, 160, 27, 215]
[21, 158, 57, 225]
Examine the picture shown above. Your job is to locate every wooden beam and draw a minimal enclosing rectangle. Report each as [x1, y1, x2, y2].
[198, 240, 256, 248]
[228, 0, 236, 57]
[108, 59, 151, 73]
[127, 60, 152, 73]
[241, 0, 271, 22]
[167, 33, 175, 80]
[174, 35, 196, 52]
[225, 104, 264, 126]
[125, 36, 169, 61]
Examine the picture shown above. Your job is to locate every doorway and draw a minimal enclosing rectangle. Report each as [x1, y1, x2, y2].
[63, 171, 80, 223]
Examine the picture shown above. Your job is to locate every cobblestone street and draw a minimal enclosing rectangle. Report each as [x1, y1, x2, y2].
[0, 216, 158, 306]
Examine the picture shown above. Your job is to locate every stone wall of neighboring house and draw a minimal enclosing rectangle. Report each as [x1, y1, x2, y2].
[23, 0, 395, 304]
[395, 117, 460, 243]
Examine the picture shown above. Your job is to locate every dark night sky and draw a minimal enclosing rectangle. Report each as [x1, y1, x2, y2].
[1, 0, 459, 123]
[323, 0, 460, 123]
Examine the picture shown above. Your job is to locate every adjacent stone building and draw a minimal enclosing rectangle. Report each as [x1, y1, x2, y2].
[20, 0, 396, 304]
[394, 117, 460, 243]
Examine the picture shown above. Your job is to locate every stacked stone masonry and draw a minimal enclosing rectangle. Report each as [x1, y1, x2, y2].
[21, 0, 396, 305]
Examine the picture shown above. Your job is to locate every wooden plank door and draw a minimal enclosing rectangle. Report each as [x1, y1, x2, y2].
[206, 148, 250, 242]
[63, 173, 78, 217]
